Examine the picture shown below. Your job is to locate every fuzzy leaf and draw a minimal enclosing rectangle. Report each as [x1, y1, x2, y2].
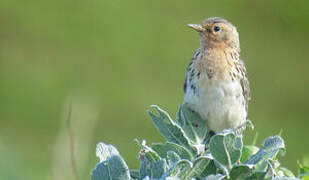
[246, 136, 285, 170]
[202, 174, 225, 180]
[148, 105, 194, 153]
[130, 169, 140, 179]
[151, 159, 168, 179]
[138, 141, 169, 179]
[246, 171, 267, 180]
[91, 143, 130, 180]
[176, 103, 208, 144]
[137, 139, 161, 163]
[167, 151, 181, 165]
[178, 156, 212, 180]
[272, 177, 299, 180]
[95, 142, 120, 162]
[140, 158, 168, 179]
[137, 140, 168, 179]
[200, 160, 217, 178]
[91, 155, 130, 180]
[165, 177, 181, 180]
[191, 156, 212, 178]
[230, 164, 254, 180]
[166, 159, 193, 177]
[209, 133, 243, 169]
[140, 160, 151, 179]
[241, 145, 259, 163]
[151, 142, 193, 160]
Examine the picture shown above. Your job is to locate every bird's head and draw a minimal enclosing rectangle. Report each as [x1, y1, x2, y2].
[188, 17, 240, 50]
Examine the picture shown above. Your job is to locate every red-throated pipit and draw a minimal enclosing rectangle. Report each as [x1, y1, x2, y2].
[184, 17, 250, 134]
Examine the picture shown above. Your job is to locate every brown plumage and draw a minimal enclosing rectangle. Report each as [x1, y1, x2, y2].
[184, 17, 250, 133]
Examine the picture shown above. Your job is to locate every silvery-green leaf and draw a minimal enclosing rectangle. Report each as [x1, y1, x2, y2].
[229, 164, 254, 180]
[95, 142, 120, 162]
[136, 139, 161, 163]
[272, 177, 299, 180]
[130, 169, 140, 179]
[165, 177, 181, 180]
[140, 158, 168, 179]
[259, 158, 278, 177]
[178, 156, 212, 180]
[241, 145, 259, 163]
[209, 133, 242, 169]
[235, 136, 243, 149]
[246, 136, 285, 170]
[148, 105, 194, 153]
[140, 160, 151, 180]
[151, 142, 193, 160]
[201, 174, 225, 180]
[151, 159, 168, 179]
[176, 103, 208, 144]
[138, 140, 168, 179]
[246, 171, 267, 180]
[166, 159, 193, 177]
[200, 160, 217, 178]
[167, 151, 181, 165]
[91, 155, 130, 180]
[191, 156, 212, 178]
[142, 176, 150, 180]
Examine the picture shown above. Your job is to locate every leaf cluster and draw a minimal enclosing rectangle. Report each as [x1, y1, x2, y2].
[91, 104, 307, 180]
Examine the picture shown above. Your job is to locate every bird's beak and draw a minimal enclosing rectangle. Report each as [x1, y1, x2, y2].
[187, 24, 204, 32]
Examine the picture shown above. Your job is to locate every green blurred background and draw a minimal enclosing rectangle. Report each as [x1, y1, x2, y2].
[0, 0, 308, 179]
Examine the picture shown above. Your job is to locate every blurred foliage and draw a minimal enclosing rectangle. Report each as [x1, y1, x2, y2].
[0, 0, 308, 179]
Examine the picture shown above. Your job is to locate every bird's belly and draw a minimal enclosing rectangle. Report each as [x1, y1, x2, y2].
[184, 79, 247, 132]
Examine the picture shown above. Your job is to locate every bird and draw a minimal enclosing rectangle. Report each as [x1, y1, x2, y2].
[183, 17, 250, 134]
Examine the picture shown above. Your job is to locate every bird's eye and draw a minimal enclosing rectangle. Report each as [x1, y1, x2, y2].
[214, 26, 220, 32]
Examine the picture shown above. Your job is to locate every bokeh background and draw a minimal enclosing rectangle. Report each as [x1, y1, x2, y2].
[0, 0, 308, 179]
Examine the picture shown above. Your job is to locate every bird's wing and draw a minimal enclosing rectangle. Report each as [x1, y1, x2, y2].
[237, 59, 251, 111]
[184, 49, 201, 93]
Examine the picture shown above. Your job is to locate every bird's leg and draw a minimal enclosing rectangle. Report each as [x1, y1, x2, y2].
[203, 130, 216, 152]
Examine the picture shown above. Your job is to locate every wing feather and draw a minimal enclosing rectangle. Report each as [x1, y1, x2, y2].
[237, 59, 251, 111]
[183, 49, 200, 93]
